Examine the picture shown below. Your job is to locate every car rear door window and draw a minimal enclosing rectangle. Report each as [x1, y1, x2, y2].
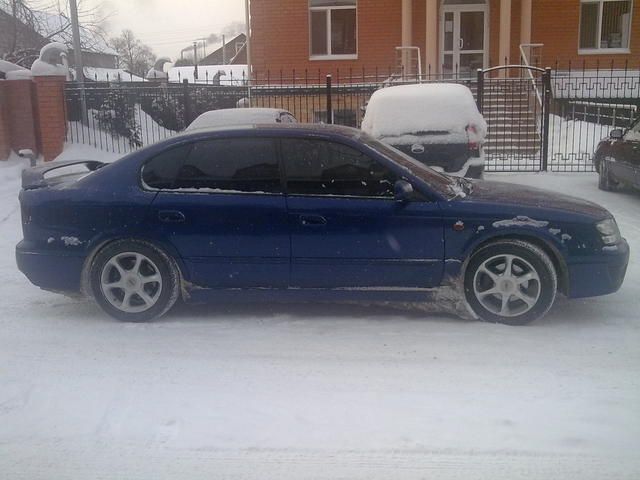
[142, 144, 191, 189]
[174, 138, 282, 193]
[281, 139, 398, 197]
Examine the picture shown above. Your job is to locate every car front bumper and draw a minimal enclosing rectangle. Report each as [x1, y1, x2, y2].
[16, 240, 85, 293]
[566, 238, 630, 298]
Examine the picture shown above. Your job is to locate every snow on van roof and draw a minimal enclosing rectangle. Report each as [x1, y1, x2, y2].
[186, 108, 293, 131]
[361, 83, 487, 139]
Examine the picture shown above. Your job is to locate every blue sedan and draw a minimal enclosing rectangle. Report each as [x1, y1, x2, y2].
[16, 124, 629, 325]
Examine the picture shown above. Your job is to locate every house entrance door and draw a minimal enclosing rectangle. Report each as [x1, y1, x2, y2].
[441, 1, 489, 78]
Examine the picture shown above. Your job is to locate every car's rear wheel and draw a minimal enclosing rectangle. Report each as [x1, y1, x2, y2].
[90, 240, 180, 322]
[464, 240, 557, 325]
[598, 158, 618, 191]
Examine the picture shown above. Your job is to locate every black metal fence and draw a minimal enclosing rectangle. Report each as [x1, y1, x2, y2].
[65, 62, 640, 172]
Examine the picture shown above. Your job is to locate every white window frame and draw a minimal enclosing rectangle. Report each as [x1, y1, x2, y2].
[309, 2, 358, 60]
[578, 0, 633, 54]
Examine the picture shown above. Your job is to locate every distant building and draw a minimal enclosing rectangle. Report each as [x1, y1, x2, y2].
[200, 33, 247, 66]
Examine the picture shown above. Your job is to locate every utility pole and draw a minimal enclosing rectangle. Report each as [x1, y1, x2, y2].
[69, 0, 87, 123]
[221, 34, 226, 65]
[197, 38, 208, 58]
[193, 41, 198, 81]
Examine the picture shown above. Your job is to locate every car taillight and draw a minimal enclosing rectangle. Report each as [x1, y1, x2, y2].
[467, 124, 479, 151]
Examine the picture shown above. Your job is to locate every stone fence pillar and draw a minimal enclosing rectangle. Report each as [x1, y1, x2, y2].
[33, 75, 67, 161]
[7, 79, 38, 156]
[0, 82, 10, 160]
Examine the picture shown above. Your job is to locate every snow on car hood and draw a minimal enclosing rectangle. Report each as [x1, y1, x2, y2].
[361, 83, 487, 141]
[466, 181, 610, 218]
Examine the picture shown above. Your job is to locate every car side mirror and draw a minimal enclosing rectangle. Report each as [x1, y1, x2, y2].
[610, 129, 624, 140]
[394, 180, 414, 203]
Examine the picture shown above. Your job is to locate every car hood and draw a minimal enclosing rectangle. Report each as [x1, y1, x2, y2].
[465, 180, 609, 219]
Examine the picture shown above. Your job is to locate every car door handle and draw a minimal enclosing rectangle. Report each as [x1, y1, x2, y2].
[158, 210, 186, 223]
[299, 214, 327, 227]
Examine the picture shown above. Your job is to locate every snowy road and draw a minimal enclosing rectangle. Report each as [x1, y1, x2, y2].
[1, 156, 639, 479]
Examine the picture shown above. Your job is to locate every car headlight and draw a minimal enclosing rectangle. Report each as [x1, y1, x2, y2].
[596, 218, 621, 245]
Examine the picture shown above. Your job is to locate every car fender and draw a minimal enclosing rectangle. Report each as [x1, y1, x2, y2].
[445, 226, 570, 294]
[80, 233, 191, 298]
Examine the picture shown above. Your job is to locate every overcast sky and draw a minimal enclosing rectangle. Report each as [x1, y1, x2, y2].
[94, 0, 246, 60]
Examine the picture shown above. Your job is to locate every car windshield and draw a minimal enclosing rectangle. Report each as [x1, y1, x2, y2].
[361, 135, 465, 199]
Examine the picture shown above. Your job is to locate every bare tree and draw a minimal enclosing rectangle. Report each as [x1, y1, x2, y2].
[1, 0, 110, 67]
[110, 29, 156, 77]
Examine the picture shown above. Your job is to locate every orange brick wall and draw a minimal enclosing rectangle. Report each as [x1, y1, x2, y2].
[33, 76, 67, 162]
[250, 0, 639, 75]
[251, 0, 402, 78]
[532, 0, 640, 69]
[6, 80, 38, 155]
[0, 83, 10, 160]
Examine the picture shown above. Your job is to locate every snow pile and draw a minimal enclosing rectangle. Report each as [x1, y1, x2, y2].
[67, 105, 176, 153]
[548, 114, 612, 166]
[5, 69, 32, 80]
[361, 83, 487, 142]
[31, 42, 69, 77]
[187, 108, 291, 130]
[0, 59, 28, 75]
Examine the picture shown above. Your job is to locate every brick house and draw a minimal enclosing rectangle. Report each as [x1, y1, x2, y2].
[248, 0, 640, 77]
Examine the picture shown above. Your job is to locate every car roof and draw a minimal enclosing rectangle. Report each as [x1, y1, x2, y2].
[174, 122, 364, 141]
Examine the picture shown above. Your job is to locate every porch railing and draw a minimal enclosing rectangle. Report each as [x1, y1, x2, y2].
[520, 43, 545, 107]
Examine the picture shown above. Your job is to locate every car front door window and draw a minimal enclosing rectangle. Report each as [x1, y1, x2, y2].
[282, 139, 398, 198]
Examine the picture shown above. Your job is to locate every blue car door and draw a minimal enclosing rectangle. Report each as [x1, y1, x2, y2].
[144, 137, 290, 288]
[280, 137, 444, 288]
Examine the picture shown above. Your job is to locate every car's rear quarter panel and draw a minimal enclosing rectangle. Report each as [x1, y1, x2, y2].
[17, 159, 158, 293]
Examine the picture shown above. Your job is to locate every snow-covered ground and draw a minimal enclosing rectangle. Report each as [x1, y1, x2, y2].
[1, 148, 639, 479]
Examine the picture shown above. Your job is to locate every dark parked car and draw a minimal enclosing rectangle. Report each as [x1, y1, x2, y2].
[361, 84, 487, 179]
[593, 117, 640, 191]
[17, 125, 628, 325]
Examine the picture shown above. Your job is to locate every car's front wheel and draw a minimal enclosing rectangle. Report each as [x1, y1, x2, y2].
[90, 239, 180, 321]
[464, 240, 557, 325]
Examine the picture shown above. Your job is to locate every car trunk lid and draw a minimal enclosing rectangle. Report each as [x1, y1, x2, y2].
[21, 160, 105, 190]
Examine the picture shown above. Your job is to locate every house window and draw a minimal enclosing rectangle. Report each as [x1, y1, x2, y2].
[579, 0, 633, 52]
[309, 0, 357, 59]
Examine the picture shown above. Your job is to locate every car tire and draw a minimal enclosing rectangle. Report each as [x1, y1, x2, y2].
[90, 239, 180, 322]
[598, 158, 617, 191]
[464, 240, 557, 326]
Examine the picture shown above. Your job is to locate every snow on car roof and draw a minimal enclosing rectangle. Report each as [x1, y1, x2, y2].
[361, 83, 487, 140]
[187, 108, 293, 131]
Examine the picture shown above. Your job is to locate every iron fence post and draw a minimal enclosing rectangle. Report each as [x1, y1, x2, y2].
[541, 67, 552, 171]
[183, 78, 192, 128]
[326, 74, 333, 124]
[476, 68, 484, 114]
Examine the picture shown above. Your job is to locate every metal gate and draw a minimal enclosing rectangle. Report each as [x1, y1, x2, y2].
[477, 65, 552, 172]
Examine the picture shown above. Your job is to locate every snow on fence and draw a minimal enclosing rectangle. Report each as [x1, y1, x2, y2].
[63, 65, 640, 172]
